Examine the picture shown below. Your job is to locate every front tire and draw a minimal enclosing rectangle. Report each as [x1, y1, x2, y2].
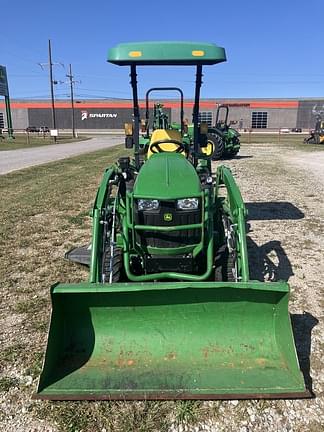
[102, 246, 123, 283]
[214, 244, 236, 282]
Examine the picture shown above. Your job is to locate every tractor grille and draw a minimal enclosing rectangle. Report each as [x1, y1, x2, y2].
[135, 200, 201, 249]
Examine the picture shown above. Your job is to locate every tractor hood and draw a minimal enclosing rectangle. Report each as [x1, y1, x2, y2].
[133, 153, 201, 199]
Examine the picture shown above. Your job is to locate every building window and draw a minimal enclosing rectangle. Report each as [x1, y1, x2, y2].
[0, 113, 4, 129]
[251, 111, 268, 128]
[199, 111, 213, 127]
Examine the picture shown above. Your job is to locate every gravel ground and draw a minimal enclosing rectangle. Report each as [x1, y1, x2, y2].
[207, 145, 324, 431]
[0, 136, 122, 175]
[0, 141, 323, 431]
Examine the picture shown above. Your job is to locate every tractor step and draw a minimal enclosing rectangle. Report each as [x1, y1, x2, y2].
[65, 245, 91, 266]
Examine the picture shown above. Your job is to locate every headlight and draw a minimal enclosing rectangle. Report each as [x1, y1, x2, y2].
[138, 199, 159, 211]
[176, 198, 199, 210]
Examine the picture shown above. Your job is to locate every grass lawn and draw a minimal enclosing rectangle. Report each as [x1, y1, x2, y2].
[2, 132, 322, 153]
[0, 144, 210, 431]
[239, 133, 324, 152]
[0, 134, 90, 151]
[239, 132, 308, 144]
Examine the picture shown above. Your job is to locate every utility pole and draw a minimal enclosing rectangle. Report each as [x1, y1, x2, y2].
[39, 40, 63, 143]
[54, 64, 80, 138]
[48, 39, 57, 142]
[66, 64, 76, 138]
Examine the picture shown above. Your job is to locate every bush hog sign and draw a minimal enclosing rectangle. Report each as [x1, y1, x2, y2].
[81, 110, 118, 120]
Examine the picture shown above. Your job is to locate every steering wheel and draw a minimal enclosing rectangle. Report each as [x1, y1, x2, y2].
[150, 139, 186, 154]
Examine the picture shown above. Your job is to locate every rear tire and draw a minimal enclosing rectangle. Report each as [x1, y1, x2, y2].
[207, 132, 224, 160]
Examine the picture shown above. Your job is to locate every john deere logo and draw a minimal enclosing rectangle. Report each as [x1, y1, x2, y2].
[164, 213, 173, 222]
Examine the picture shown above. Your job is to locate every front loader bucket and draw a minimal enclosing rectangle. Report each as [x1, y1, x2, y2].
[35, 281, 309, 400]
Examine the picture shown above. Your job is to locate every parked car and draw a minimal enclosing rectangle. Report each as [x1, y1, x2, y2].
[26, 126, 39, 133]
[26, 126, 50, 133]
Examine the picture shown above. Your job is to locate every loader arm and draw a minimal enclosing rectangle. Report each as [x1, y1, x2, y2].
[215, 165, 249, 281]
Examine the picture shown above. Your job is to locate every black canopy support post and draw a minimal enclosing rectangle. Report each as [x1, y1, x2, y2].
[145, 89, 150, 128]
[179, 90, 184, 135]
[130, 64, 140, 170]
[192, 64, 203, 167]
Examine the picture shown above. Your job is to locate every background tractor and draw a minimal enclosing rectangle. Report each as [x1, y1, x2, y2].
[138, 87, 234, 161]
[184, 104, 241, 160]
[204, 104, 241, 159]
[304, 105, 324, 144]
[35, 41, 308, 401]
[138, 86, 191, 156]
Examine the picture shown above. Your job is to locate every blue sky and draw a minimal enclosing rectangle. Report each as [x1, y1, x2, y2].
[1, 0, 323, 100]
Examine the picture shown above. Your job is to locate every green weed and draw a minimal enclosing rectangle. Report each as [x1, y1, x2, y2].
[0, 376, 19, 392]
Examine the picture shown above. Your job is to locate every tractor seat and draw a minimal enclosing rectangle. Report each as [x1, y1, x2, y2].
[147, 129, 186, 158]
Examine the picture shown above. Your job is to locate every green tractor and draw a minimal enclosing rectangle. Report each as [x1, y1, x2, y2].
[138, 88, 237, 161]
[35, 41, 309, 401]
[178, 104, 241, 160]
[204, 104, 241, 159]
